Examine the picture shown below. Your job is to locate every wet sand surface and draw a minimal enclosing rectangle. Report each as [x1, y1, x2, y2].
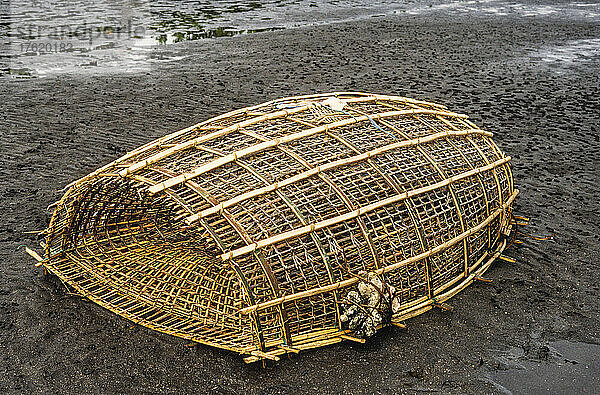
[1, 6, 599, 394]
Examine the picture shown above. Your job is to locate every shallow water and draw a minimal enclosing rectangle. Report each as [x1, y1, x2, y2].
[1, 0, 599, 78]
[1, 0, 422, 77]
[488, 340, 600, 394]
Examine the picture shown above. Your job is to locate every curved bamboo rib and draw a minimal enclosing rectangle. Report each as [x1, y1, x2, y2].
[65, 93, 443, 192]
[434, 117, 492, 231]
[343, 102, 437, 297]
[238, 188, 518, 315]
[269, 92, 445, 108]
[466, 135, 505, 205]
[235, 159, 344, 332]
[446, 137, 492, 265]
[220, 156, 510, 262]
[484, 137, 515, 195]
[229, 131, 358, 329]
[383, 115, 476, 276]
[119, 106, 311, 177]
[420, 148, 470, 273]
[324, 127, 428, 277]
[64, 97, 284, 190]
[395, 115, 470, 275]
[147, 109, 468, 196]
[185, 129, 491, 224]
[118, 96, 381, 178]
[149, 167, 274, 349]
[207, 159, 293, 346]
[97, 173, 263, 350]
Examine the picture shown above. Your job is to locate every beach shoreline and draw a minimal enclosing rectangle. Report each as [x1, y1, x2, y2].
[1, 8, 599, 393]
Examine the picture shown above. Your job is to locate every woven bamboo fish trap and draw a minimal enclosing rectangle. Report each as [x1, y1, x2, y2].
[34, 92, 517, 363]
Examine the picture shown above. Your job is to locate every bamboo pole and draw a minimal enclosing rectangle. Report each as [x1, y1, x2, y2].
[340, 334, 366, 343]
[119, 95, 384, 178]
[248, 350, 280, 361]
[237, 188, 518, 315]
[146, 109, 468, 195]
[222, 156, 511, 263]
[185, 129, 491, 224]
[25, 247, 44, 266]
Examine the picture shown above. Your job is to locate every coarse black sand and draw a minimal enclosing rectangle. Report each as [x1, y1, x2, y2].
[1, 8, 599, 394]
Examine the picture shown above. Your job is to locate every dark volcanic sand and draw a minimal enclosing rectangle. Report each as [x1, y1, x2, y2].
[1, 8, 599, 395]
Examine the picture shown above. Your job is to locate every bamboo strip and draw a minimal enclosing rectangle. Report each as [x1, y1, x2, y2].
[146, 109, 468, 195]
[222, 157, 511, 263]
[237, 188, 518, 314]
[318, 171, 382, 269]
[248, 350, 280, 361]
[392, 239, 507, 322]
[119, 96, 383, 178]
[415, 143, 470, 277]
[343, 103, 437, 297]
[212, 161, 293, 347]
[185, 128, 490, 223]
[229, 146, 345, 332]
[133, 170, 267, 352]
[278, 344, 300, 353]
[266, 91, 443, 108]
[378, 115, 470, 281]
[340, 334, 366, 343]
[25, 247, 44, 265]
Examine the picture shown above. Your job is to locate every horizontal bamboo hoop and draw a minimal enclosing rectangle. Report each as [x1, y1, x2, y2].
[186, 128, 491, 224]
[146, 108, 467, 195]
[238, 188, 517, 315]
[120, 95, 386, 178]
[243, 237, 509, 363]
[223, 156, 511, 263]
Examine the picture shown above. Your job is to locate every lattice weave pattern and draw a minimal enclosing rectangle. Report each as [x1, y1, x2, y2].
[40, 92, 517, 362]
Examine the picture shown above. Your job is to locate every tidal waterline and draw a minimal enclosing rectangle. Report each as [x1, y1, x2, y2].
[1, 0, 599, 78]
[1, 0, 420, 78]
